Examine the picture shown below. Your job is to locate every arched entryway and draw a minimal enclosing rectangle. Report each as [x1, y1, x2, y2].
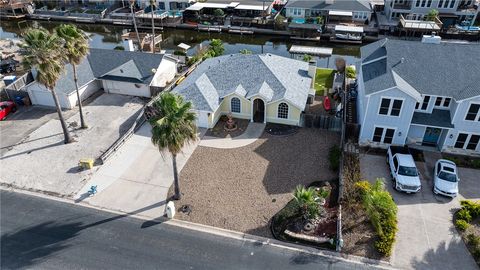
[252, 98, 265, 123]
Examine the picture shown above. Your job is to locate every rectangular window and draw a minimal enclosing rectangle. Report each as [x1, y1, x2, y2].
[416, 0, 421, 6]
[379, 98, 391, 115]
[465, 104, 480, 121]
[421, 95, 430, 110]
[391, 100, 403, 116]
[443, 98, 451, 107]
[450, 0, 456, 8]
[427, 0, 432, 7]
[454, 133, 468, 148]
[373, 127, 383, 142]
[435, 97, 442, 106]
[384, 129, 395, 144]
[415, 102, 420, 110]
[438, 0, 444, 7]
[467, 135, 480, 150]
[444, 0, 450, 8]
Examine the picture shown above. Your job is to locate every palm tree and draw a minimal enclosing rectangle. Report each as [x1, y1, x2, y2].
[293, 185, 320, 219]
[148, 92, 197, 200]
[149, 0, 156, 53]
[21, 28, 73, 144]
[129, 0, 142, 51]
[55, 24, 89, 129]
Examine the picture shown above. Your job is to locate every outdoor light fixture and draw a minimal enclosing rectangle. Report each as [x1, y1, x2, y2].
[398, 131, 402, 136]
[449, 134, 454, 139]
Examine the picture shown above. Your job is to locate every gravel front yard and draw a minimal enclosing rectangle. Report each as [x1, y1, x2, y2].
[173, 128, 340, 237]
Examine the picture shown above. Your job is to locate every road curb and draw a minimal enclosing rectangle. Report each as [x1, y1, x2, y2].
[1, 186, 395, 269]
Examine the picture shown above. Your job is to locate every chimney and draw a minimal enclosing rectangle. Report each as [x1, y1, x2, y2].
[421, 32, 441, 44]
[308, 60, 317, 78]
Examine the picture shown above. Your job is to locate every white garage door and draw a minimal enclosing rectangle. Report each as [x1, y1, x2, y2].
[195, 111, 209, 128]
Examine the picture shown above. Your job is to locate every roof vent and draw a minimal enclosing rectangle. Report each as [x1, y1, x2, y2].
[400, 57, 405, 63]
[120, 69, 124, 73]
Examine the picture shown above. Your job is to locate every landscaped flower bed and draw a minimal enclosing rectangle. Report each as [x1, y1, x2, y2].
[454, 200, 480, 267]
[271, 180, 338, 249]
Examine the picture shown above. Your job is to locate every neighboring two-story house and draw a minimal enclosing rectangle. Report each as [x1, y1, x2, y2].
[284, 0, 372, 23]
[383, 0, 479, 28]
[356, 37, 480, 156]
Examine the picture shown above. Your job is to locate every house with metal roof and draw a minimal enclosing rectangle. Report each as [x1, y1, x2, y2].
[356, 37, 480, 156]
[284, 0, 372, 23]
[172, 53, 314, 128]
[26, 48, 177, 109]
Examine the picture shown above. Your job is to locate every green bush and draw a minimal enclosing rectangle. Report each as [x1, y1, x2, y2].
[457, 208, 472, 222]
[173, 50, 187, 56]
[460, 200, 480, 218]
[346, 66, 356, 79]
[456, 219, 470, 231]
[113, 46, 125, 51]
[318, 187, 330, 199]
[472, 159, 480, 169]
[467, 233, 480, 247]
[328, 145, 341, 172]
[356, 179, 398, 256]
[358, 179, 398, 256]
[293, 185, 321, 220]
[187, 56, 199, 66]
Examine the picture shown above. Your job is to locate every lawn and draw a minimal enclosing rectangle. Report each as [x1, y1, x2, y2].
[314, 68, 335, 96]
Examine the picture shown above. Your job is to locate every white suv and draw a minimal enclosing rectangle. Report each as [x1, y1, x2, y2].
[433, 159, 459, 198]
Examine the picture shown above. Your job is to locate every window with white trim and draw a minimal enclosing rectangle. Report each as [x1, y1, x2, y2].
[278, 102, 288, 119]
[419, 95, 430, 111]
[434, 97, 452, 108]
[465, 103, 480, 121]
[231, 97, 240, 113]
[438, 0, 444, 7]
[379, 98, 403, 116]
[455, 133, 480, 150]
[372, 127, 395, 144]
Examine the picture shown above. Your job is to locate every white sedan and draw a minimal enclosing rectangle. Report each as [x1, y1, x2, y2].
[433, 159, 459, 198]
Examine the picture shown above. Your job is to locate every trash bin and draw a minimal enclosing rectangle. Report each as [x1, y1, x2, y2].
[166, 201, 175, 218]
[79, 158, 94, 169]
[15, 96, 24, 106]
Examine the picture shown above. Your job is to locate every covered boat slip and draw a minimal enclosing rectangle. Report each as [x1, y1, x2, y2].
[331, 25, 364, 43]
[398, 14, 443, 38]
[288, 45, 333, 57]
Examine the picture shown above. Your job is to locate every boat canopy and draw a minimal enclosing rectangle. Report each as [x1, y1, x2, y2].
[289, 45, 333, 56]
[329, 10, 353, 17]
[335, 25, 364, 33]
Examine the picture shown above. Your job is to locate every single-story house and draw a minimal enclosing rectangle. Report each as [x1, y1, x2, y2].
[356, 37, 480, 156]
[172, 53, 314, 128]
[26, 48, 178, 109]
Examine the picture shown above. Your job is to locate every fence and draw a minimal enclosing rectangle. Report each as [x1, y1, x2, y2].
[2, 72, 34, 101]
[303, 114, 342, 132]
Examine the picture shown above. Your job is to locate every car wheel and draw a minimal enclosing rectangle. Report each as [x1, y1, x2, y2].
[11, 106, 17, 113]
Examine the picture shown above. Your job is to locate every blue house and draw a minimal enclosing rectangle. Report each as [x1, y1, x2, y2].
[356, 37, 480, 156]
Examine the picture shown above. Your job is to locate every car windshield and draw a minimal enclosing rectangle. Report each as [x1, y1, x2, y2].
[398, 166, 418, 176]
[438, 171, 457, 182]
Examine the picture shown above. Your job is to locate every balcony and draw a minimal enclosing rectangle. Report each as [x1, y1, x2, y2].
[456, 5, 478, 13]
[393, 2, 412, 10]
[399, 14, 443, 31]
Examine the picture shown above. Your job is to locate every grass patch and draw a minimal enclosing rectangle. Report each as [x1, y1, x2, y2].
[314, 68, 335, 96]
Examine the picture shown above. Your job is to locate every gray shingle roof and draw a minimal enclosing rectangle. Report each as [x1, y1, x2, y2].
[51, 58, 95, 94]
[172, 54, 312, 112]
[286, 0, 371, 11]
[412, 109, 454, 128]
[360, 39, 480, 100]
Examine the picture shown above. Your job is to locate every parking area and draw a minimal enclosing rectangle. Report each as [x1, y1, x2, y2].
[360, 152, 479, 270]
[0, 93, 144, 197]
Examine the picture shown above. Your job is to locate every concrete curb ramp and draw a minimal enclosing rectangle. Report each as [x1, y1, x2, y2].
[199, 122, 265, 149]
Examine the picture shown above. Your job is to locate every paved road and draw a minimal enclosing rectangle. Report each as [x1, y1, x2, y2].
[1, 191, 386, 270]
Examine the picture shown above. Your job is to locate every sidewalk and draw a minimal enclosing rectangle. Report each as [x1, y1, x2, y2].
[75, 123, 205, 218]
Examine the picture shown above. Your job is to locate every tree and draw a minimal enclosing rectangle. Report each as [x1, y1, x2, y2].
[148, 93, 197, 200]
[114, 45, 125, 50]
[302, 54, 312, 62]
[55, 24, 89, 129]
[239, 49, 252, 55]
[426, 9, 439, 21]
[213, 8, 224, 17]
[209, 39, 224, 57]
[293, 185, 320, 219]
[21, 28, 72, 144]
[149, 0, 156, 53]
[129, 0, 142, 51]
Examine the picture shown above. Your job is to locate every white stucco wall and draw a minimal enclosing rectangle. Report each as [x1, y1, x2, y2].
[101, 80, 151, 97]
[27, 81, 101, 109]
[150, 58, 177, 88]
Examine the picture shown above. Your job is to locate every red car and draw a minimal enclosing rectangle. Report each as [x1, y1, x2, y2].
[0, 101, 17, 120]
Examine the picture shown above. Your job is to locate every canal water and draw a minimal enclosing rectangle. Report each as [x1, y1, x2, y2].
[0, 20, 361, 68]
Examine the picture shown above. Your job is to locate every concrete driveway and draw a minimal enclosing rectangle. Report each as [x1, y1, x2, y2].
[360, 153, 479, 270]
[75, 123, 206, 218]
[0, 106, 76, 156]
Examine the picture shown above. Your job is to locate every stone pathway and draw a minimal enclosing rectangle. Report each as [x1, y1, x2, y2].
[199, 122, 265, 149]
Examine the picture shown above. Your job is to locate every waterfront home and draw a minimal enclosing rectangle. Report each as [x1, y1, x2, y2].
[26, 48, 177, 109]
[381, 0, 478, 31]
[172, 53, 314, 128]
[284, 0, 372, 23]
[356, 37, 480, 156]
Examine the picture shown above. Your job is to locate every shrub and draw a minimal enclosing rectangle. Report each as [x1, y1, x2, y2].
[346, 66, 356, 79]
[173, 50, 186, 56]
[213, 8, 224, 17]
[328, 145, 341, 172]
[358, 179, 398, 256]
[187, 55, 199, 66]
[460, 200, 480, 218]
[302, 54, 312, 62]
[208, 39, 224, 57]
[455, 219, 470, 231]
[113, 46, 125, 51]
[467, 233, 480, 247]
[239, 49, 252, 55]
[457, 208, 473, 223]
[293, 185, 321, 220]
[472, 159, 480, 169]
[318, 187, 330, 199]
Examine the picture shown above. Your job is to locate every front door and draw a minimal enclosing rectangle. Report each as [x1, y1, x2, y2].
[422, 127, 442, 146]
[253, 99, 265, 123]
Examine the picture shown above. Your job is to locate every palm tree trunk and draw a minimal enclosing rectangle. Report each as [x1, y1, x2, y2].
[151, 2, 155, 53]
[172, 153, 181, 200]
[73, 65, 87, 129]
[131, 3, 142, 52]
[50, 87, 73, 144]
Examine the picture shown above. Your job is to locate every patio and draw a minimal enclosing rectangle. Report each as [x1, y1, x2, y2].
[172, 128, 340, 237]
